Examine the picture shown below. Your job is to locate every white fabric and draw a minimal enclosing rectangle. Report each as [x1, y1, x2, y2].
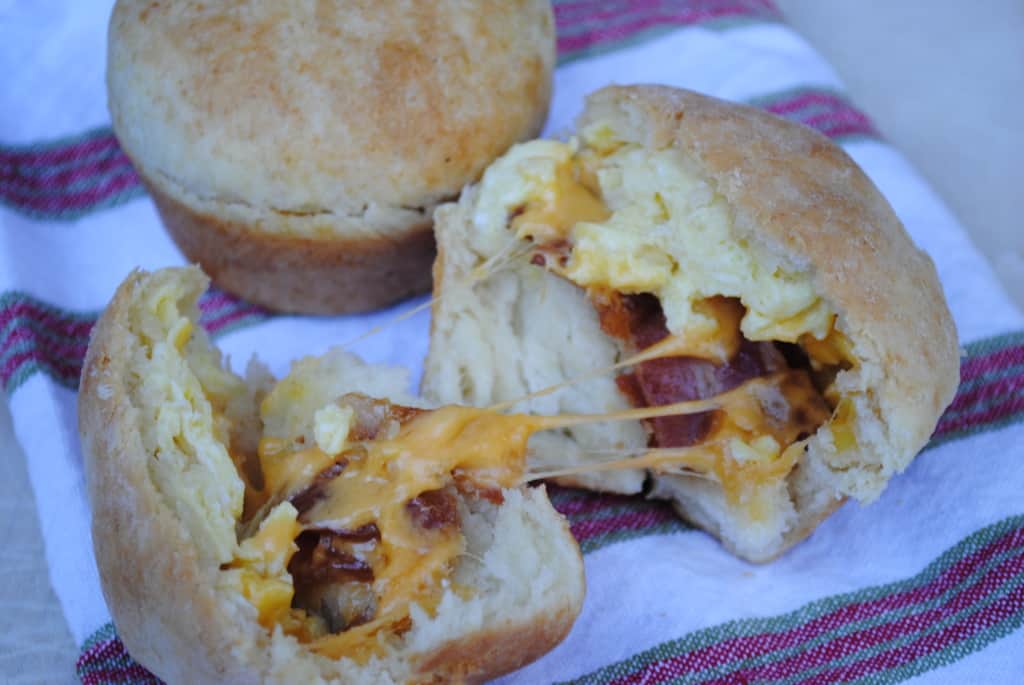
[2, 2, 1022, 683]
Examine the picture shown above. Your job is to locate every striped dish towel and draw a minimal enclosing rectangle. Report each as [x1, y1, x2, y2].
[4, 1, 1024, 683]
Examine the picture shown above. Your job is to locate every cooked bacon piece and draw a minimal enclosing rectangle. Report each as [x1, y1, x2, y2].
[290, 459, 349, 516]
[614, 373, 646, 409]
[621, 293, 671, 350]
[597, 293, 793, 448]
[641, 339, 788, 446]
[406, 488, 460, 530]
[336, 393, 427, 442]
[591, 287, 636, 341]
[289, 530, 375, 586]
[289, 531, 378, 632]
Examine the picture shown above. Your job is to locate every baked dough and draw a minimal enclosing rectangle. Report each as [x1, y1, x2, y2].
[423, 85, 960, 562]
[78, 266, 583, 684]
[107, 1, 555, 314]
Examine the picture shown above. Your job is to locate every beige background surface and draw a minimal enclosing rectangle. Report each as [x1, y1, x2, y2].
[778, 0, 1023, 308]
[2, 2, 1021, 682]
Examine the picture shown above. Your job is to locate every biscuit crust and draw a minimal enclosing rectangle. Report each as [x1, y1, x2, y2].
[107, 0, 556, 313]
[143, 176, 436, 314]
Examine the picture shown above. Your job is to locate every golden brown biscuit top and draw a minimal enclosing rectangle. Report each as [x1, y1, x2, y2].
[107, 0, 555, 219]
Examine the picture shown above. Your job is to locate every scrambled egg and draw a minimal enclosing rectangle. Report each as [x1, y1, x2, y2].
[471, 126, 835, 346]
[314, 403, 355, 456]
[136, 279, 246, 564]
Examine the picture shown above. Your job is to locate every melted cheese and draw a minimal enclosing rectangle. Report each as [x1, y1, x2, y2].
[253, 436, 337, 511]
[628, 318, 832, 519]
[222, 502, 302, 628]
[627, 297, 744, 364]
[500, 289, 830, 522]
[242, 392, 803, 658]
[510, 158, 609, 243]
[233, 289, 840, 658]
[259, 408, 549, 661]
[831, 398, 858, 452]
[528, 372, 827, 515]
[800, 319, 856, 369]
[701, 372, 828, 515]
[473, 139, 609, 252]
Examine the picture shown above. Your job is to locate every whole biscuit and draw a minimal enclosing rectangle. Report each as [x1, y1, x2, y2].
[108, 0, 556, 313]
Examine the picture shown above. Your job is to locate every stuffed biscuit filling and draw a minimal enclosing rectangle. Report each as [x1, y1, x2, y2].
[467, 126, 864, 529]
[106, 269, 582, 680]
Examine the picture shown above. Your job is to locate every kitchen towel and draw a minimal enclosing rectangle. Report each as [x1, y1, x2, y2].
[3, 1, 1024, 683]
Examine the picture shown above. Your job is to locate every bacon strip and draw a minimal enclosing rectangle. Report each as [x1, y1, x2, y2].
[406, 488, 460, 530]
[596, 293, 787, 448]
[289, 531, 375, 585]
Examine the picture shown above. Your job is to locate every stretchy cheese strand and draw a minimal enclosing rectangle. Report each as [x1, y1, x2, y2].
[485, 339, 773, 413]
[339, 239, 534, 349]
[521, 445, 726, 483]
